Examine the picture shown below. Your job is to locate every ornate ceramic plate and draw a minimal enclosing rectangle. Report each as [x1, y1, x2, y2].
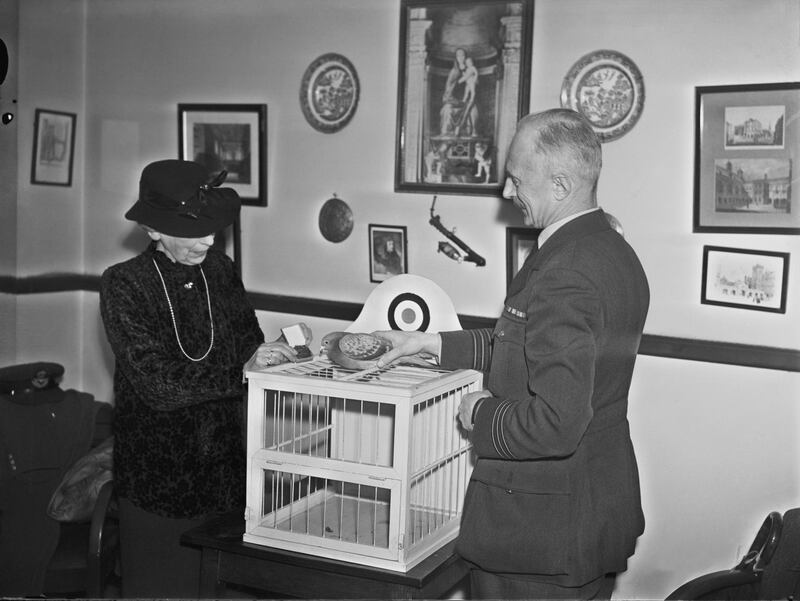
[560, 49, 644, 142]
[300, 53, 360, 133]
[318, 195, 353, 242]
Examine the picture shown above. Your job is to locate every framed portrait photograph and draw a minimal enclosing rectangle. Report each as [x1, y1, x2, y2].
[506, 226, 540, 287]
[701, 245, 789, 314]
[693, 82, 800, 234]
[31, 108, 76, 186]
[395, 0, 533, 196]
[369, 224, 408, 283]
[178, 103, 267, 206]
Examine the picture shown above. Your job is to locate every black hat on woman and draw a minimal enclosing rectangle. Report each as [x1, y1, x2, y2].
[125, 159, 241, 238]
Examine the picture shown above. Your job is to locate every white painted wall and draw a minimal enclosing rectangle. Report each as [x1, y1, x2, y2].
[6, 0, 800, 598]
[625, 356, 799, 597]
[0, 0, 19, 365]
[9, 0, 88, 375]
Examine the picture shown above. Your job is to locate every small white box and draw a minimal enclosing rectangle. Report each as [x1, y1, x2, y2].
[281, 324, 307, 347]
[243, 358, 482, 571]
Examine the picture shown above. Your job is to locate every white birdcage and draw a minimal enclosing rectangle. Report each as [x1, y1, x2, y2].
[243, 357, 482, 572]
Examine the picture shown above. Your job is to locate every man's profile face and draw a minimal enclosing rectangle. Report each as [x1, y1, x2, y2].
[503, 133, 551, 228]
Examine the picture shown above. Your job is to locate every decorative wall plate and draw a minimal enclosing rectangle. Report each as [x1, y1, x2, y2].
[560, 49, 644, 142]
[318, 194, 354, 242]
[300, 53, 360, 133]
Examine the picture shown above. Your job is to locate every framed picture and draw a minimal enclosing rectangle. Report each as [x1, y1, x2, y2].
[693, 82, 800, 234]
[369, 224, 408, 283]
[395, 0, 533, 196]
[701, 245, 789, 313]
[212, 215, 242, 280]
[178, 103, 267, 206]
[506, 226, 540, 287]
[31, 109, 76, 186]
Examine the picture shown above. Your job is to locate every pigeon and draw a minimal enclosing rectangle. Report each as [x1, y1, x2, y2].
[320, 332, 433, 370]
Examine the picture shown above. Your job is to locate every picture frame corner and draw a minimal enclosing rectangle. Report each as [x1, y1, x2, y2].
[177, 102, 268, 207]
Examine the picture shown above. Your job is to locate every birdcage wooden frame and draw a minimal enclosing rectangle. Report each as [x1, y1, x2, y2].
[243, 358, 482, 572]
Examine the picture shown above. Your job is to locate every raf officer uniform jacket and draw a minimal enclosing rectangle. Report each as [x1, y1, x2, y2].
[439, 209, 650, 585]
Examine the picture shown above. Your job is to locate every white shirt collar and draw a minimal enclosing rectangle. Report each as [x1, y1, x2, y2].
[538, 207, 600, 249]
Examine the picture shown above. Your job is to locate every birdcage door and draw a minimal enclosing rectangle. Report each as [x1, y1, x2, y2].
[245, 462, 402, 564]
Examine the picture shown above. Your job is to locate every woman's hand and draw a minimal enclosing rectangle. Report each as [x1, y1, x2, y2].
[253, 341, 301, 367]
[255, 322, 314, 366]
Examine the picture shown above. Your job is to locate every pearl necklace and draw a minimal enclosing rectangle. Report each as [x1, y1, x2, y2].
[152, 258, 214, 362]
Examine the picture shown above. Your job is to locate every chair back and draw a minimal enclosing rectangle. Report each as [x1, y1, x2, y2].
[733, 511, 782, 572]
[759, 507, 800, 599]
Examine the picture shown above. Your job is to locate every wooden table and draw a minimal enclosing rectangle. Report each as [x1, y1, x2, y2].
[181, 512, 470, 599]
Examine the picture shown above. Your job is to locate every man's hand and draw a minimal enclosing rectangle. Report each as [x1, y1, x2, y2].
[373, 330, 440, 368]
[458, 390, 492, 431]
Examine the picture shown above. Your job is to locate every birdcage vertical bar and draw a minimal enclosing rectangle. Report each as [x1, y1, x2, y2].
[338, 479, 345, 541]
[340, 398, 347, 462]
[431, 395, 440, 530]
[357, 400, 364, 464]
[311, 395, 318, 458]
[372, 402, 380, 466]
[322, 477, 329, 538]
[443, 390, 452, 526]
[269, 470, 278, 527]
[322, 395, 329, 458]
[289, 394, 296, 453]
[355, 483, 362, 544]
[371, 484, 378, 546]
[447, 388, 457, 522]
[279, 392, 287, 450]
[448, 387, 459, 522]
[304, 471, 311, 534]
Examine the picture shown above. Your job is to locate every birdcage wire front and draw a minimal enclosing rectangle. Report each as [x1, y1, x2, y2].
[262, 470, 392, 548]
[244, 358, 482, 571]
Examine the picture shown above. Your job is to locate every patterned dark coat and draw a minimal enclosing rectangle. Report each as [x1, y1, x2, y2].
[100, 243, 264, 518]
[440, 210, 650, 586]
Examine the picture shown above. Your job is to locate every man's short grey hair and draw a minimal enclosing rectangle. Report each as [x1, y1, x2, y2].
[528, 108, 602, 187]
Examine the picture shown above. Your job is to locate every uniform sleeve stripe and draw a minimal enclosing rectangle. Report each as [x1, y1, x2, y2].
[491, 400, 516, 459]
[468, 328, 492, 371]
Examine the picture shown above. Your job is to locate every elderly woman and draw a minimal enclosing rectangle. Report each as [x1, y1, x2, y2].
[100, 159, 309, 597]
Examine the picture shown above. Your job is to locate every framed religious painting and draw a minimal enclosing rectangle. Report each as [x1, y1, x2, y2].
[178, 103, 267, 206]
[31, 108, 77, 186]
[701, 245, 789, 314]
[395, 0, 533, 196]
[369, 224, 408, 283]
[693, 82, 800, 234]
